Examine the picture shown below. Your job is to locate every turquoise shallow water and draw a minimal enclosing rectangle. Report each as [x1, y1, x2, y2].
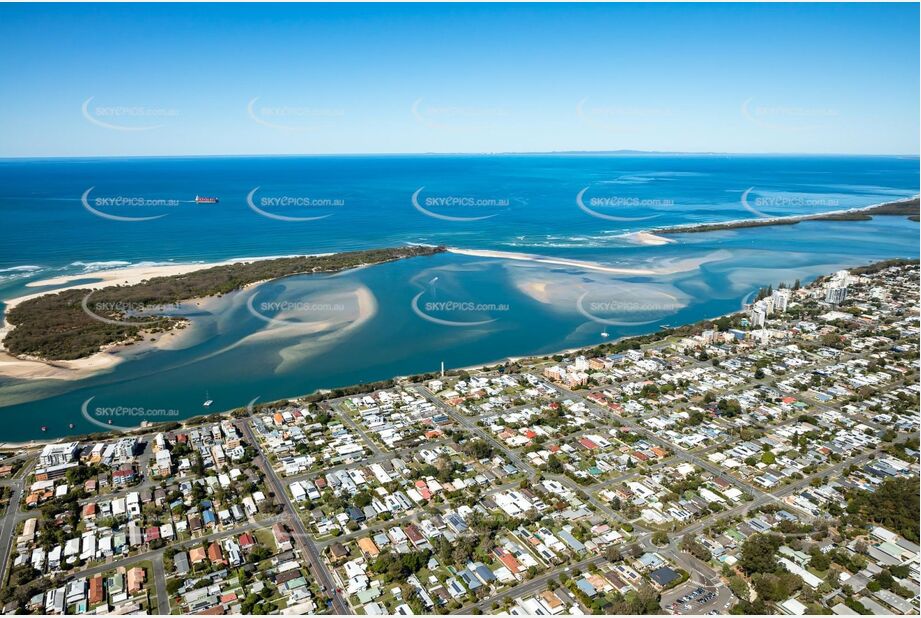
[0, 155, 917, 440]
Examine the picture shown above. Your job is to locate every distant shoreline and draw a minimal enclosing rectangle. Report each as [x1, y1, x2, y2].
[2, 152, 919, 161]
[653, 196, 919, 235]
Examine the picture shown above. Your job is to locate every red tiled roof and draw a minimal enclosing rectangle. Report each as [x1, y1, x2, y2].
[497, 552, 521, 573]
[238, 533, 255, 547]
[89, 575, 104, 605]
[207, 541, 224, 563]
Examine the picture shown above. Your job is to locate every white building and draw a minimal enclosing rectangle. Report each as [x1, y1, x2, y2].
[39, 442, 80, 468]
[824, 271, 850, 305]
[825, 286, 847, 305]
[772, 289, 791, 313]
[750, 305, 767, 328]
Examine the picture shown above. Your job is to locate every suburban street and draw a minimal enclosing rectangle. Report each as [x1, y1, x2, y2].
[238, 418, 351, 615]
[0, 459, 33, 585]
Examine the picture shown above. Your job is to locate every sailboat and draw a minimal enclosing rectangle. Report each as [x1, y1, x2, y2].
[203, 391, 213, 407]
[601, 327, 609, 338]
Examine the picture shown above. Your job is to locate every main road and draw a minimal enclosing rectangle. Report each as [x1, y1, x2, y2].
[238, 419, 351, 615]
[0, 459, 34, 585]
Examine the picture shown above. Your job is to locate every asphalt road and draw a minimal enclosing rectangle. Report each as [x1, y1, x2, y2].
[0, 459, 33, 584]
[326, 401, 384, 457]
[239, 418, 350, 615]
[451, 555, 605, 614]
[415, 385, 535, 474]
[551, 379, 775, 505]
[61, 515, 284, 583]
[316, 479, 521, 549]
[152, 552, 169, 612]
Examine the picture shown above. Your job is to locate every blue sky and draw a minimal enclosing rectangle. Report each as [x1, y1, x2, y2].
[1, 3, 918, 157]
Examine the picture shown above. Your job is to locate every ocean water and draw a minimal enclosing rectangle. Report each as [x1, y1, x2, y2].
[0, 155, 917, 440]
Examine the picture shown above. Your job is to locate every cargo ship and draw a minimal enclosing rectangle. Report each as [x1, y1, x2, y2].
[194, 195, 219, 204]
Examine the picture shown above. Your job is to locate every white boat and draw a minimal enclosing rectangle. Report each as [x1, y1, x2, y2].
[203, 391, 213, 407]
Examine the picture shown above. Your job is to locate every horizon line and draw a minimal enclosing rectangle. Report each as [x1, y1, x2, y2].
[2, 149, 920, 161]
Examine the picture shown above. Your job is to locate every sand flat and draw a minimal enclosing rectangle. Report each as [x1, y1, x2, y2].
[0, 348, 124, 381]
[622, 231, 676, 246]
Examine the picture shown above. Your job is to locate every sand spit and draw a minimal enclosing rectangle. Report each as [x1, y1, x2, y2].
[0, 255, 316, 380]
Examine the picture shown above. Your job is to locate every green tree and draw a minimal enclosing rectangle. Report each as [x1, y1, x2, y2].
[353, 491, 372, 508]
[739, 533, 782, 575]
[845, 477, 920, 543]
[545, 455, 564, 474]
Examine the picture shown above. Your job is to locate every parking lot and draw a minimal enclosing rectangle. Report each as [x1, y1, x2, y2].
[661, 583, 735, 615]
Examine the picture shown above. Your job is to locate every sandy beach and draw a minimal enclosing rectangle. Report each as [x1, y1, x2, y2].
[622, 231, 677, 246]
[0, 348, 125, 382]
[13, 255, 317, 308]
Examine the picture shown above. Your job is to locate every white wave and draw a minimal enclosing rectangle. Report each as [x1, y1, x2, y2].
[498, 233, 638, 250]
[0, 265, 47, 283]
[500, 241, 616, 249]
[66, 256, 300, 276]
[126, 260, 188, 268]
[70, 260, 133, 273]
[0, 265, 43, 273]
